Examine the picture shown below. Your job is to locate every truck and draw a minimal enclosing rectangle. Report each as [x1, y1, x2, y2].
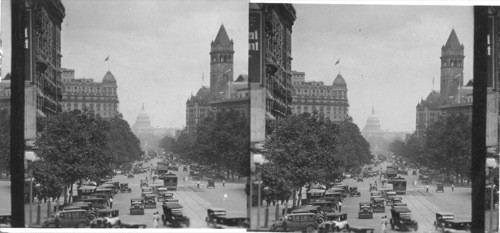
[391, 179, 407, 195]
[162, 173, 178, 191]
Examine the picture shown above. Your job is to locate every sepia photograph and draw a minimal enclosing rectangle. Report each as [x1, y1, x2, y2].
[1, 0, 250, 229]
[248, 3, 498, 233]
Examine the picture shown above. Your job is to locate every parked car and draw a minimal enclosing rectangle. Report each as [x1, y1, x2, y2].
[371, 197, 385, 213]
[349, 187, 361, 197]
[318, 212, 349, 233]
[209, 216, 249, 229]
[42, 209, 90, 228]
[271, 212, 318, 233]
[438, 219, 471, 233]
[206, 208, 227, 227]
[119, 183, 131, 193]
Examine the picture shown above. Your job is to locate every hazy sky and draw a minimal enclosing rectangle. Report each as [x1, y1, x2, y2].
[21, 0, 246, 129]
[290, 4, 473, 132]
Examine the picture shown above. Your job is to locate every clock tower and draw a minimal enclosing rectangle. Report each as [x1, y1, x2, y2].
[440, 29, 464, 104]
[210, 24, 234, 101]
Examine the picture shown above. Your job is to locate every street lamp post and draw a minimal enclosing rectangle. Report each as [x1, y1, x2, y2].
[253, 153, 264, 229]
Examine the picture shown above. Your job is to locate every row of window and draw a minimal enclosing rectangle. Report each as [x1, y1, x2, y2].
[295, 88, 346, 97]
[65, 85, 116, 94]
[64, 102, 117, 109]
[294, 105, 347, 112]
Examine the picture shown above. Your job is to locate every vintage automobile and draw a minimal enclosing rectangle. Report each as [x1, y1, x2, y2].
[129, 198, 145, 215]
[156, 188, 170, 202]
[207, 179, 215, 188]
[318, 212, 349, 233]
[206, 208, 227, 227]
[308, 189, 327, 204]
[140, 179, 148, 188]
[412, 170, 417, 176]
[370, 190, 381, 197]
[0, 215, 11, 228]
[439, 219, 472, 232]
[349, 187, 361, 197]
[391, 203, 408, 210]
[141, 191, 154, 199]
[436, 183, 445, 193]
[290, 205, 327, 224]
[310, 200, 336, 213]
[333, 185, 349, 198]
[356, 177, 364, 182]
[42, 209, 90, 228]
[95, 188, 114, 199]
[434, 212, 454, 230]
[389, 207, 418, 231]
[371, 197, 385, 213]
[143, 193, 157, 209]
[90, 209, 120, 228]
[161, 202, 190, 227]
[271, 212, 318, 233]
[384, 191, 397, 204]
[209, 216, 249, 229]
[388, 196, 403, 206]
[358, 202, 373, 219]
[81, 197, 107, 209]
[63, 202, 98, 220]
[369, 183, 377, 192]
[119, 183, 132, 193]
[160, 193, 174, 203]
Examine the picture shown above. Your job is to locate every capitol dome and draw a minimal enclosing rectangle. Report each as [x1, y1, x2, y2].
[363, 107, 381, 132]
[133, 104, 152, 128]
[102, 71, 116, 83]
[333, 73, 346, 86]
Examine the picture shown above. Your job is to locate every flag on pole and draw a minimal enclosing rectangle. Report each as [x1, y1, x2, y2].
[334, 59, 340, 65]
[104, 56, 109, 62]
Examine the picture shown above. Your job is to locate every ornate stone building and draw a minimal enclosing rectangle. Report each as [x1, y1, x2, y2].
[60, 69, 119, 119]
[185, 25, 250, 133]
[291, 71, 349, 122]
[416, 29, 473, 138]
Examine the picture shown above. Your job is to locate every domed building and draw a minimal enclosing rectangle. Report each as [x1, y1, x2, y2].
[61, 69, 119, 119]
[290, 71, 349, 122]
[362, 107, 383, 138]
[131, 104, 169, 148]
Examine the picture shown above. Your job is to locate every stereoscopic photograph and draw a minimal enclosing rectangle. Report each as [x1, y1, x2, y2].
[1, 0, 250, 229]
[0, 0, 499, 232]
[248, 3, 498, 233]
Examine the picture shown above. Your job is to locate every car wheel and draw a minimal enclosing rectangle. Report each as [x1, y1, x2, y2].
[414, 224, 419, 231]
[306, 225, 316, 233]
[317, 217, 324, 224]
[88, 214, 95, 220]
[273, 226, 284, 232]
[78, 221, 89, 228]
[345, 224, 350, 230]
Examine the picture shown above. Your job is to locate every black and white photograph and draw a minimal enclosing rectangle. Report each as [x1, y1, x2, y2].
[248, 3, 498, 233]
[0, 0, 250, 229]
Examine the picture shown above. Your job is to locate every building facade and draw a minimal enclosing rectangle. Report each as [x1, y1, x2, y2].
[210, 25, 234, 101]
[185, 25, 250, 133]
[416, 29, 473, 138]
[60, 69, 119, 119]
[290, 71, 349, 122]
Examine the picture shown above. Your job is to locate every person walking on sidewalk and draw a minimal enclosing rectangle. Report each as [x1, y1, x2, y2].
[451, 183, 455, 191]
[426, 185, 429, 193]
[338, 200, 342, 212]
[197, 181, 200, 188]
[381, 216, 388, 233]
[153, 212, 160, 228]
[109, 197, 113, 208]
[222, 179, 225, 187]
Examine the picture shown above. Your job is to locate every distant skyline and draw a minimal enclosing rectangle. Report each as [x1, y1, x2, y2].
[1, 0, 248, 129]
[291, 4, 473, 132]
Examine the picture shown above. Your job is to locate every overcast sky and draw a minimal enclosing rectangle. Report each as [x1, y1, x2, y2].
[0, 2, 476, 132]
[0, 0, 247, 129]
[290, 4, 473, 132]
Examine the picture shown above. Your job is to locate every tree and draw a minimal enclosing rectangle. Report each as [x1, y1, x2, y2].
[107, 114, 143, 167]
[34, 109, 115, 203]
[335, 119, 372, 171]
[0, 108, 9, 179]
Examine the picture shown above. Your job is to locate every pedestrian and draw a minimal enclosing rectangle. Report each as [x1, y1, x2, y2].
[222, 179, 225, 187]
[197, 181, 200, 188]
[152, 176, 156, 184]
[109, 197, 113, 208]
[338, 200, 342, 212]
[153, 212, 159, 228]
[223, 193, 228, 202]
[381, 216, 388, 233]
[426, 185, 429, 193]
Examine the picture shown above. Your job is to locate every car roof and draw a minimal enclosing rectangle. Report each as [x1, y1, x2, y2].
[78, 186, 97, 190]
[164, 203, 183, 209]
[307, 189, 325, 193]
[208, 208, 226, 212]
[436, 212, 454, 215]
[391, 208, 411, 213]
[360, 202, 372, 205]
[61, 209, 87, 213]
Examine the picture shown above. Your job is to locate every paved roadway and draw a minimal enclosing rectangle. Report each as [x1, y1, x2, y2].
[261, 162, 483, 233]
[111, 159, 247, 228]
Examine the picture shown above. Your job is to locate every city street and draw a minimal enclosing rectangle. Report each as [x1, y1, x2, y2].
[257, 162, 494, 233]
